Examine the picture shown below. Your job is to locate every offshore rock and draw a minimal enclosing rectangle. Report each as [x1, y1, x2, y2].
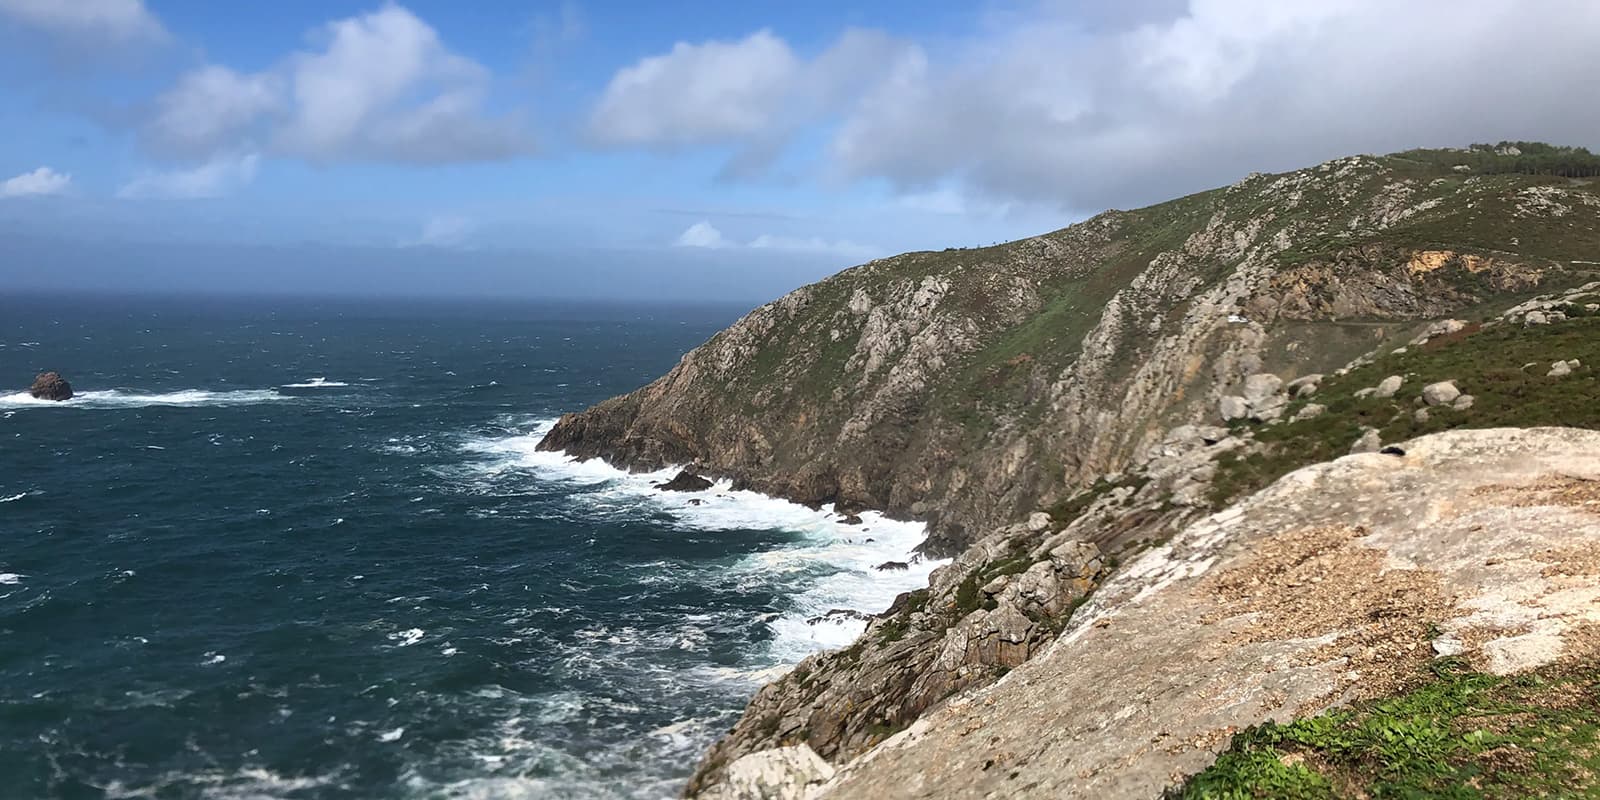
[28, 372, 72, 401]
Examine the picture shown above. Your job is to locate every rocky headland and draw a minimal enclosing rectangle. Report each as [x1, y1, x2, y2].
[538, 143, 1600, 797]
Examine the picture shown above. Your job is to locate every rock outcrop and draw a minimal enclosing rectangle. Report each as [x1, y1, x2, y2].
[787, 428, 1600, 799]
[28, 372, 72, 401]
[685, 522, 1106, 795]
[658, 470, 714, 492]
[541, 151, 1600, 554]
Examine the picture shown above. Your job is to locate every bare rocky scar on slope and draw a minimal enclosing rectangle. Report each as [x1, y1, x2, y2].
[540, 147, 1600, 555]
[717, 427, 1600, 799]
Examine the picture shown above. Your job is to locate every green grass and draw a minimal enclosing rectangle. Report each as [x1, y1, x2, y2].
[1210, 316, 1600, 506]
[1174, 659, 1600, 799]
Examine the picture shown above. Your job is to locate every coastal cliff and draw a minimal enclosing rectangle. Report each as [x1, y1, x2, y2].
[540, 144, 1600, 554]
[538, 143, 1600, 797]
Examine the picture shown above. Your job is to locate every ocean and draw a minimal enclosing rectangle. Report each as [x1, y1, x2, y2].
[0, 293, 940, 799]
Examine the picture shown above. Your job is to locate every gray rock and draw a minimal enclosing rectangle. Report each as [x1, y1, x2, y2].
[1027, 511, 1053, 532]
[706, 745, 834, 800]
[1285, 374, 1323, 395]
[1413, 408, 1430, 424]
[1349, 428, 1382, 454]
[1353, 387, 1377, 400]
[1452, 394, 1475, 411]
[1374, 375, 1404, 399]
[1525, 310, 1550, 325]
[1548, 361, 1573, 377]
[1241, 373, 1283, 405]
[1219, 395, 1250, 422]
[1290, 403, 1326, 422]
[1422, 381, 1461, 406]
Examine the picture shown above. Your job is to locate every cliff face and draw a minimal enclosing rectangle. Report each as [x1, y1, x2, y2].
[541, 149, 1600, 553]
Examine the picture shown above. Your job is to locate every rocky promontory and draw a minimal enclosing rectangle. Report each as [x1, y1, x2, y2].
[541, 145, 1600, 555]
[533, 143, 1600, 798]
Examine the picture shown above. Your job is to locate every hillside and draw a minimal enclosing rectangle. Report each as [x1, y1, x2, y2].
[540, 143, 1600, 554]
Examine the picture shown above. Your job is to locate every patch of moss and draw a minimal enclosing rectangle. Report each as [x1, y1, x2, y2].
[1174, 658, 1600, 799]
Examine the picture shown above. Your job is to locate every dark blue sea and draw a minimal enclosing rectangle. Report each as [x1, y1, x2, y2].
[0, 293, 938, 799]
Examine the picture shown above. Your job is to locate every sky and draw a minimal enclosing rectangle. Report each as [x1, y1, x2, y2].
[2, 0, 1598, 303]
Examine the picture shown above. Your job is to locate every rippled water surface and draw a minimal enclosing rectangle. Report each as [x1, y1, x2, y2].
[0, 294, 938, 799]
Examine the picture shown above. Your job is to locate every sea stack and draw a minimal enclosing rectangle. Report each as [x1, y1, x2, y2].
[29, 372, 73, 401]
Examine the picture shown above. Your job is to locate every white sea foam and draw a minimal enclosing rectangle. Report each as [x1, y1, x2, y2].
[0, 573, 24, 585]
[465, 419, 946, 667]
[0, 491, 29, 503]
[0, 389, 287, 409]
[280, 377, 350, 388]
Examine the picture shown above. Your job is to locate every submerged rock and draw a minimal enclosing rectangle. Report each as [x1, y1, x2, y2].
[28, 372, 72, 401]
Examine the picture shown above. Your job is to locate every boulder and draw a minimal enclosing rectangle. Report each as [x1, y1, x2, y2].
[1290, 403, 1326, 423]
[1525, 310, 1550, 325]
[1241, 373, 1283, 405]
[839, 513, 865, 525]
[1026, 511, 1053, 532]
[1422, 381, 1462, 407]
[1374, 375, 1404, 399]
[658, 470, 714, 492]
[706, 745, 834, 800]
[1353, 387, 1377, 400]
[874, 561, 909, 572]
[1452, 394, 1475, 411]
[1219, 396, 1250, 421]
[28, 371, 72, 401]
[1349, 428, 1382, 454]
[1413, 408, 1430, 424]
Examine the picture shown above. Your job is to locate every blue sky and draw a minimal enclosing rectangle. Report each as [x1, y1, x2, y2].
[2, 0, 1598, 302]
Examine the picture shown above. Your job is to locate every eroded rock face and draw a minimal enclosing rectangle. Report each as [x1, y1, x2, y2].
[28, 372, 72, 401]
[805, 428, 1600, 800]
[683, 523, 1107, 796]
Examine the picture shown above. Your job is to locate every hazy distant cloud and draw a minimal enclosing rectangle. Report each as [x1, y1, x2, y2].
[0, 166, 72, 198]
[590, 28, 915, 173]
[140, 4, 533, 164]
[674, 220, 729, 249]
[829, 0, 1600, 210]
[401, 214, 475, 248]
[118, 152, 260, 199]
[0, 0, 166, 43]
[675, 220, 875, 258]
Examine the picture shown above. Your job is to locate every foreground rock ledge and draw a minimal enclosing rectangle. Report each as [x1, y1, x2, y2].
[699, 427, 1600, 799]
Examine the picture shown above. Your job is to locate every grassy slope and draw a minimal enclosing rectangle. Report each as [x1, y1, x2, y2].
[1175, 659, 1600, 799]
[1210, 315, 1600, 506]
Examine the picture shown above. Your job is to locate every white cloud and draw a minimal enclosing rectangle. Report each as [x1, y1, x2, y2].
[118, 153, 260, 199]
[829, 0, 1600, 210]
[140, 4, 531, 163]
[589, 28, 914, 173]
[749, 233, 877, 259]
[146, 66, 284, 158]
[402, 215, 475, 248]
[675, 221, 729, 248]
[675, 221, 876, 258]
[0, 166, 71, 198]
[0, 0, 165, 42]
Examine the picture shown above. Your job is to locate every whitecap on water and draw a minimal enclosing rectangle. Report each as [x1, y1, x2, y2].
[0, 491, 29, 503]
[0, 389, 288, 409]
[463, 419, 947, 667]
[0, 572, 25, 585]
[280, 377, 350, 388]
